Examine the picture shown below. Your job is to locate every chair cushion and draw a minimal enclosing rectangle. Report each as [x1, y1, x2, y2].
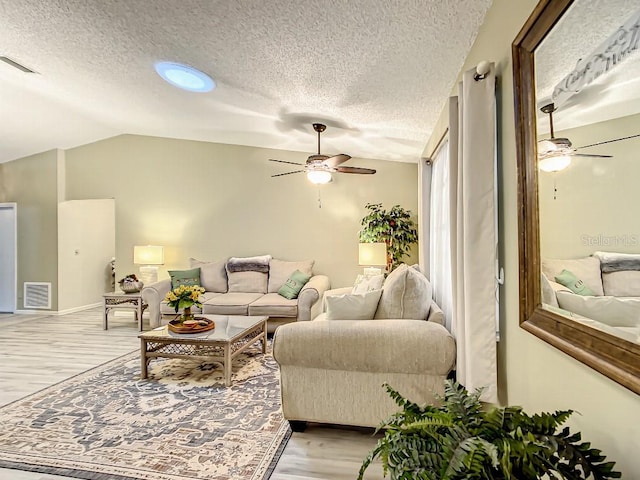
[268, 259, 314, 293]
[603, 271, 640, 297]
[541, 257, 603, 296]
[248, 293, 298, 317]
[189, 258, 228, 293]
[202, 292, 263, 315]
[374, 264, 432, 320]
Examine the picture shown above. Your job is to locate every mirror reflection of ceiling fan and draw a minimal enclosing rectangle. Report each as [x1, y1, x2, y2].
[269, 123, 376, 184]
[538, 103, 614, 172]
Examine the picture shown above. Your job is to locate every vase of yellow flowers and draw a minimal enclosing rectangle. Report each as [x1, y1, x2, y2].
[164, 285, 206, 322]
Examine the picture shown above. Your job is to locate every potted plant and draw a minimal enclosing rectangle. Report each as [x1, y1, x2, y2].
[163, 285, 205, 322]
[359, 381, 620, 480]
[359, 203, 418, 271]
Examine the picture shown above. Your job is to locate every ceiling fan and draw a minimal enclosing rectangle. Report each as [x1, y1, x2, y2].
[269, 123, 376, 183]
[538, 103, 613, 172]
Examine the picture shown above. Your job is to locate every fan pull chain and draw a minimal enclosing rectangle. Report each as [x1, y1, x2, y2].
[317, 187, 322, 208]
[554, 178, 557, 200]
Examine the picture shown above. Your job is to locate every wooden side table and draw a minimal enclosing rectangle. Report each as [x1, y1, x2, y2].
[103, 291, 148, 331]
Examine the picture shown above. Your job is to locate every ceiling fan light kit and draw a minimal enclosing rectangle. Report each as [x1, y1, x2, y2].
[269, 123, 376, 181]
[306, 170, 332, 184]
[539, 155, 571, 173]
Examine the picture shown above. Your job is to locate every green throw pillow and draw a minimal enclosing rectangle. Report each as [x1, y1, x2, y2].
[169, 268, 201, 289]
[278, 269, 312, 299]
[555, 269, 594, 296]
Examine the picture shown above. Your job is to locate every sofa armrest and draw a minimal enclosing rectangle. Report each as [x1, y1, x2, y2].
[273, 319, 456, 376]
[141, 279, 172, 328]
[297, 275, 331, 321]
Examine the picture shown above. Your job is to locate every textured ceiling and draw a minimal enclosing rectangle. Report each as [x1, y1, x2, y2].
[0, 0, 493, 164]
[535, 0, 640, 133]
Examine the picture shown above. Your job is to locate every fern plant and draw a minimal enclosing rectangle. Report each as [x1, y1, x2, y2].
[359, 203, 418, 271]
[359, 381, 620, 480]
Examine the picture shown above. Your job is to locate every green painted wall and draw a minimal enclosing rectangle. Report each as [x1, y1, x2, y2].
[65, 134, 418, 288]
[0, 150, 59, 310]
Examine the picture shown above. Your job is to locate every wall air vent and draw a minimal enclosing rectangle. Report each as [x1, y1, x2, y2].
[24, 282, 51, 309]
[0, 56, 37, 73]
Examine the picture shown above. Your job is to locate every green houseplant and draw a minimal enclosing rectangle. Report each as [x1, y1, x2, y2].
[359, 381, 620, 480]
[359, 203, 418, 271]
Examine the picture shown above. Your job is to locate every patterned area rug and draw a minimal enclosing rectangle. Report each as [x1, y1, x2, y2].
[0, 347, 290, 480]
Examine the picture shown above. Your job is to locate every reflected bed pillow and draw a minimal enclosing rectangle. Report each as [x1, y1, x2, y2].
[555, 269, 594, 296]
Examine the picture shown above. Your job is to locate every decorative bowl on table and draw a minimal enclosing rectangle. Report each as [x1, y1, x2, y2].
[168, 318, 215, 334]
[120, 281, 144, 293]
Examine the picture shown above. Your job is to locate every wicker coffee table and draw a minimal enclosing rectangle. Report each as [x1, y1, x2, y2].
[139, 315, 268, 386]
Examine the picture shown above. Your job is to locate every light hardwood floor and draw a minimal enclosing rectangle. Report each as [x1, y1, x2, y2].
[0, 309, 383, 480]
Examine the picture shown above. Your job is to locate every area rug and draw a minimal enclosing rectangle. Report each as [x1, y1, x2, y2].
[0, 347, 290, 480]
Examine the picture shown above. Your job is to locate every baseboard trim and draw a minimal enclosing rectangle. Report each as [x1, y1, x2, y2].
[15, 302, 102, 316]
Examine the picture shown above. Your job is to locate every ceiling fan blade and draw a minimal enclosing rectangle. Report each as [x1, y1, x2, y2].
[335, 166, 376, 174]
[271, 170, 305, 177]
[577, 133, 640, 149]
[323, 154, 351, 168]
[269, 159, 304, 166]
[572, 153, 613, 158]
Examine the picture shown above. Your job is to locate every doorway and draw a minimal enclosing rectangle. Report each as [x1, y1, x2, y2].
[0, 203, 17, 313]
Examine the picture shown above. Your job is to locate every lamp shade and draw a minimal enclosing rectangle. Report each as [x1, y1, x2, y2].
[306, 170, 332, 184]
[358, 242, 387, 266]
[539, 155, 571, 172]
[133, 245, 164, 265]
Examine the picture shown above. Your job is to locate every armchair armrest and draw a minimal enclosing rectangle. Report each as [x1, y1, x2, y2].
[141, 279, 172, 328]
[273, 319, 456, 376]
[297, 275, 330, 321]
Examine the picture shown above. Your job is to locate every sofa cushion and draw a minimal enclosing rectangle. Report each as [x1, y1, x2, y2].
[541, 257, 603, 296]
[248, 293, 298, 317]
[160, 292, 220, 315]
[202, 293, 263, 315]
[602, 271, 640, 297]
[226, 256, 271, 293]
[374, 264, 432, 320]
[168, 268, 201, 289]
[278, 270, 312, 299]
[189, 258, 228, 293]
[326, 289, 383, 320]
[268, 259, 314, 293]
[556, 292, 640, 328]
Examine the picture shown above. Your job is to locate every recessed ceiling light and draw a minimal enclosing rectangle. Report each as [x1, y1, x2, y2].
[154, 61, 215, 93]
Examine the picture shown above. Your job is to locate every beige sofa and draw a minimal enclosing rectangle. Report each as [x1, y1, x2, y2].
[273, 264, 456, 430]
[141, 256, 330, 332]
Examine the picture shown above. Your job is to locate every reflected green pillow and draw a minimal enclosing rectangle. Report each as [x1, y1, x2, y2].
[555, 269, 594, 296]
[169, 268, 201, 289]
[278, 269, 311, 299]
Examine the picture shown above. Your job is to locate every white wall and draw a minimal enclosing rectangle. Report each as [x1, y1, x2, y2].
[539, 113, 640, 259]
[438, 0, 640, 476]
[58, 199, 115, 311]
[64, 134, 418, 289]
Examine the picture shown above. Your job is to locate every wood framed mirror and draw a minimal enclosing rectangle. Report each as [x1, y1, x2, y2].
[513, 0, 640, 395]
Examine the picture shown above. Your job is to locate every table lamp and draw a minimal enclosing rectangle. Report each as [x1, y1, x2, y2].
[133, 245, 164, 285]
[358, 242, 387, 276]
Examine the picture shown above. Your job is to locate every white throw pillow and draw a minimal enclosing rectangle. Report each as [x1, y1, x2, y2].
[541, 257, 604, 296]
[352, 274, 385, 294]
[325, 290, 383, 320]
[540, 273, 559, 308]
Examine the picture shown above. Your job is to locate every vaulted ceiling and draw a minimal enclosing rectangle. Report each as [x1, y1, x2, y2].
[0, 0, 493, 164]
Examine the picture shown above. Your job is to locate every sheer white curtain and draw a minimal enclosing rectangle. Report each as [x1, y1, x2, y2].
[429, 140, 453, 332]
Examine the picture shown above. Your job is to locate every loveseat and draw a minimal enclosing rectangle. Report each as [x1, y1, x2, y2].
[273, 264, 456, 430]
[141, 255, 330, 332]
[541, 251, 640, 343]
